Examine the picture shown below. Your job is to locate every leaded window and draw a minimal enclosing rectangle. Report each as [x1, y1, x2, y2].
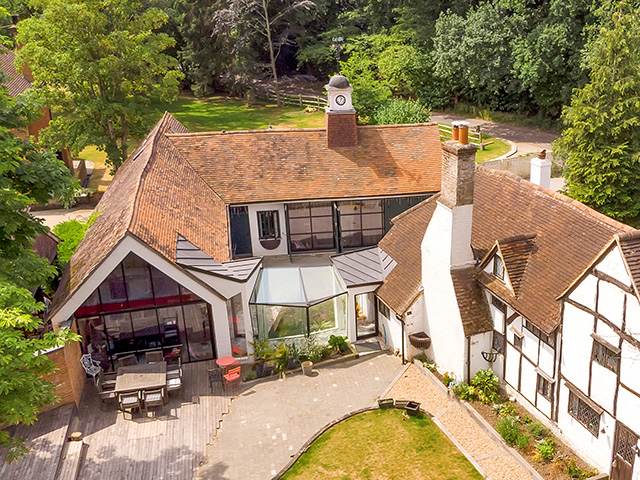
[592, 340, 620, 373]
[537, 374, 553, 401]
[616, 425, 638, 465]
[491, 295, 507, 314]
[493, 255, 504, 279]
[493, 331, 505, 354]
[568, 391, 600, 437]
[524, 320, 555, 348]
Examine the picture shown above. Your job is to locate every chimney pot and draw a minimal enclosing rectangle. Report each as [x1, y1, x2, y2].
[537, 149, 546, 160]
[451, 122, 460, 142]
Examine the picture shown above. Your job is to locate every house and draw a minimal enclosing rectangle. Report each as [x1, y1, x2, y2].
[556, 231, 640, 479]
[48, 75, 442, 371]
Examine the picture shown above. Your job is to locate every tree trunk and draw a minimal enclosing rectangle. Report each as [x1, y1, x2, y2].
[263, 0, 280, 106]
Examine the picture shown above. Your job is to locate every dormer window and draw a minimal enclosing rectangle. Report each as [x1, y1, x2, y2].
[493, 255, 504, 280]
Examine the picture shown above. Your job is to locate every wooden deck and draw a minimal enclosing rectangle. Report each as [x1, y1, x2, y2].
[75, 359, 231, 480]
[0, 403, 74, 480]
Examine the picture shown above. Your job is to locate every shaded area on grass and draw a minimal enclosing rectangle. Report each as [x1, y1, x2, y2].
[280, 409, 484, 480]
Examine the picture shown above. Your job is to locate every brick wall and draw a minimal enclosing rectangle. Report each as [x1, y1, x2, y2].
[326, 112, 358, 148]
[41, 324, 85, 412]
[440, 140, 477, 208]
[27, 107, 52, 142]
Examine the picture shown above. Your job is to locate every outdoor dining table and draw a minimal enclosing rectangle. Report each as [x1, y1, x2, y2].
[216, 356, 239, 374]
[114, 361, 167, 394]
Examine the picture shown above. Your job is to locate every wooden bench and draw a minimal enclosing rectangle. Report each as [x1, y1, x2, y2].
[57, 439, 84, 480]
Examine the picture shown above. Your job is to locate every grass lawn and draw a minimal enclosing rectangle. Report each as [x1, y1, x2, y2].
[438, 130, 511, 163]
[280, 409, 484, 480]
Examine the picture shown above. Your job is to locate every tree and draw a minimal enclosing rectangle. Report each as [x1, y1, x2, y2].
[371, 99, 430, 125]
[0, 70, 80, 461]
[16, 0, 183, 172]
[214, 0, 315, 106]
[554, 1, 640, 224]
[51, 213, 98, 270]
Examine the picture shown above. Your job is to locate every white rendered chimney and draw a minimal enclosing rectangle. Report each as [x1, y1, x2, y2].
[530, 149, 551, 189]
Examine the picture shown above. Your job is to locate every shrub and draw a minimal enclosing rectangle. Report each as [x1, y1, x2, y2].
[470, 369, 500, 404]
[494, 402, 518, 418]
[516, 433, 530, 450]
[535, 437, 555, 461]
[52, 212, 99, 269]
[423, 358, 437, 372]
[414, 354, 427, 363]
[442, 372, 455, 387]
[371, 98, 431, 125]
[453, 382, 477, 402]
[496, 415, 521, 445]
[328, 335, 349, 353]
[564, 458, 598, 479]
[527, 421, 549, 439]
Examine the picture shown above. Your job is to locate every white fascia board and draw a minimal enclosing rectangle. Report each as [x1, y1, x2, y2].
[51, 234, 225, 328]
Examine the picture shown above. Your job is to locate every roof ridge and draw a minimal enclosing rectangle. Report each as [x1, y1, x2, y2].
[164, 122, 438, 138]
[476, 165, 635, 233]
[617, 230, 640, 242]
[128, 112, 176, 233]
[497, 233, 537, 244]
[390, 193, 440, 224]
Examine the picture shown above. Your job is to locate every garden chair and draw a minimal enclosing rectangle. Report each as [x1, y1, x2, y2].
[142, 389, 166, 418]
[208, 366, 222, 392]
[96, 371, 117, 410]
[223, 366, 242, 396]
[166, 375, 183, 400]
[167, 357, 182, 378]
[119, 392, 141, 420]
[80, 353, 102, 385]
[145, 350, 164, 364]
[117, 354, 138, 368]
[231, 345, 243, 357]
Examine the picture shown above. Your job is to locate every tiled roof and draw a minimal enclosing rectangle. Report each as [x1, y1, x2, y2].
[0, 47, 31, 97]
[32, 232, 60, 264]
[451, 267, 492, 336]
[50, 113, 229, 319]
[472, 167, 634, 333]
[377, 196, 439, 315]
[166, 123, 442, 204]
[496, 234, 537, 296]
[617, 231, 640, 297]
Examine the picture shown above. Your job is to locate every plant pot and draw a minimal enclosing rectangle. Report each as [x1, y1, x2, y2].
[378, 398, 395, 409]
[301, 361, 313, 376]
[405, 401, 421, 417]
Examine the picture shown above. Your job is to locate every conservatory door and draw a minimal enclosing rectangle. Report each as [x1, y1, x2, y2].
[355, 293, 378, 339]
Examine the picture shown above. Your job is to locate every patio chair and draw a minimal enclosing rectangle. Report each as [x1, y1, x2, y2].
[119, 392, 141, 419]
[223, 366, 242, 396]
[145, 350, 164, 364]
[142, 389, 166, 418]
[167, 357, 182, 378]
[80, 353, 102, 385]
[208, 366, 222, 392]
[117, 354, 138, 368]
[166, 376, 183, 399]
[97, 372, 117, 410]
[231, 345, 243, 357]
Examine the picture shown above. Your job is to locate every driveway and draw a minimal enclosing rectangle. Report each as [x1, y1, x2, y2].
[431, 112, 560, 156]
[199, 353, 405, 480]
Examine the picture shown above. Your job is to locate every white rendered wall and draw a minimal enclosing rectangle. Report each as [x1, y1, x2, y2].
[570, 274, 598, 311]
[469, 332, 492, 379]
[379, 308, 403, 355]
[620, 342, 640, 393]
[597, 247, 632, 287]
[557, 381, 614, 473]
[505, 343, 520, 388]
[538, 342, 555, 378]
[597, 280, 625, 328]
[561, 302, 594, 393]
[421, 202, 471, 380]
[520, 359, 537, 405]
[626, 294, 640, 338]
[247, 203, 288, 256]
[347, 285, 381, 343]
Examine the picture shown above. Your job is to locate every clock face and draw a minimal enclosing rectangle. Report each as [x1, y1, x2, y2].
[335, 94, 346, 106]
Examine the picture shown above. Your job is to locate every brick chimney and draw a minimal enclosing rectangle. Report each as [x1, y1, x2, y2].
[325, 75, 357, 148]
[440, 122, 476, 209]
[530, 149, 551, 189]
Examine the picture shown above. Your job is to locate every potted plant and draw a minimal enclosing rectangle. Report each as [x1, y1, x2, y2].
[405, 401, 421, 416]
[251, 340, 275, 378]
[378, 398, 395, 409]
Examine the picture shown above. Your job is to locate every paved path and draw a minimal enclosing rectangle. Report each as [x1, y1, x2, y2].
[199, 353, 405, 480]
[388, 365, 542, 480]
[431, 112, 560, 156]
[33, 205, 95, 229]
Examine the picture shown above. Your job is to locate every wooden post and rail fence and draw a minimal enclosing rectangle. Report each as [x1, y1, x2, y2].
[437, 123, 493, 150]
[252, 86, 327, 109]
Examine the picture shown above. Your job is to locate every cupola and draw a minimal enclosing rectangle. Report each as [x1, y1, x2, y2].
[325, 74, 357, 148]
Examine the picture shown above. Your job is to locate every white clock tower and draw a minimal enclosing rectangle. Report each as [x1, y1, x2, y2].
[325, 74, 355, 113]
[324, 75, 357, 148]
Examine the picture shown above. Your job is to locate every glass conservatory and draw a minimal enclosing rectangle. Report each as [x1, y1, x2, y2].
[249, 266, 348, 342]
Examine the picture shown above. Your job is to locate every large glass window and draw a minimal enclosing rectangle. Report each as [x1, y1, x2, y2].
[257, 210, 280, 240]
[250, 266, 348, 342]
[123, 254, 154, 308]
[227, 294, 248, 356]
[99, 267, 127, 311]
[338, 200, 384, 249]
[288, 202, 335, 252]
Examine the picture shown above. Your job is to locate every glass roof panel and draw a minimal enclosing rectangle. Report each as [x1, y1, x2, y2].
[300, 266, 347, 303]
[251, 265, 347, 306]
[253, 267, 306, 304]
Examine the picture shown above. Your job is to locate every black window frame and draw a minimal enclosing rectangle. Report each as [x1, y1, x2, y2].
[493, 330, 505, 354]
[536, 374, 554, 401]
[491, 295, 507, 314]
[514, 333, 523, 350]
[568, 391, 600, 437]
[257, 210, 280, 240]
[592, 339, 620, 373]
[524, 320, 555, 348]
[378, 300, 390, 319]
[338, 199, 384, 249]
[493, 255, 505, 280]
[287, 201, 335, 252]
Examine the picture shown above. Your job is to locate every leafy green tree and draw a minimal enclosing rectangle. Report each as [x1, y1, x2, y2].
[555, 1, 640, 224]
[17, 0, 183, 171]
[0, 67, 80, 461]
[371, 99, 430, 125]
[52, 213, 98, 270]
